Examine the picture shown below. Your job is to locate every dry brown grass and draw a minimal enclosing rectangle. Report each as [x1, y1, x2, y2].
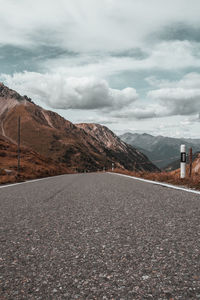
[0, 175, 17, 185]
[0, 164, 72, 185]
[0, 136, 72, 185]
[111, 167, 200, 190]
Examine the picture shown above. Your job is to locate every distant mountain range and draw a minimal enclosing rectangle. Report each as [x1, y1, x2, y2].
[164, 151, 200, 172]
[120, 132, 200, 169]
[0, 83, 158, 173]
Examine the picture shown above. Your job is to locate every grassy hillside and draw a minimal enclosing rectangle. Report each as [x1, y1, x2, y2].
[0, 135, 70, 184]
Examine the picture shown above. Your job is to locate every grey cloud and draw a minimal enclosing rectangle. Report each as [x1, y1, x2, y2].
[0, 1, 200, 79]
[1, 0, 200, 53]
[148, 88, 200, 116]
[157, 23, 200, 43]
[110, 48, 148, 60]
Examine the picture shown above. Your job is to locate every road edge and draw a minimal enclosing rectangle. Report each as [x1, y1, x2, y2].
[0, 173, 71, 189]
[107, 172, 200, 196]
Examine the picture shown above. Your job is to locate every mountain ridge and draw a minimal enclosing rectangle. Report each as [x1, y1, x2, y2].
[120, 132, 200, 169]
[0, 83, 159, 173]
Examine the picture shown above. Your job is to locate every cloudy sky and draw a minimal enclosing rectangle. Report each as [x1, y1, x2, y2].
[1, 0, 200, 137]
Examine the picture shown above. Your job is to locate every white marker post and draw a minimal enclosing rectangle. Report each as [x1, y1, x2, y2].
[180, 144, 186, 179]
[112, 163, 114, 172]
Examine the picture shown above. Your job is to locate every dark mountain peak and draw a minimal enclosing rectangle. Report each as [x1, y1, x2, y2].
[0, 82, 33, 104]
[142, 133, 153, 137]
[0, 82, 24, 101]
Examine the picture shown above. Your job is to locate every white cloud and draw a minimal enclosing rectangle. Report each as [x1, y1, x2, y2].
[147, 73, 200, 116]
[111, 105, 162, 120]
[1, 0, 200, 138]
[147, 72, 200, 89]
[178, 73, 200, 89]
[1, 72, 138, 110]
[0, 0, 200, 52]
[75, 115, 117, 125]
[3, 70, 200, 122]
[111, 71, 200, 121]
[39, 41, 200, 81]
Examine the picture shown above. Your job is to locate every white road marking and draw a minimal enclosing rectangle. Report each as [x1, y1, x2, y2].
[108, 172, 200, 196]
[0, 174, 69, 189]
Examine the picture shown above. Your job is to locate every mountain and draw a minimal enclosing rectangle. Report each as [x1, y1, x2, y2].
[120, 132, 200, 169]
[76, 123, 159, 171]
[0, 83, 158, 172]
[0, 134, 69, 182]
[165, 151, 200, 172]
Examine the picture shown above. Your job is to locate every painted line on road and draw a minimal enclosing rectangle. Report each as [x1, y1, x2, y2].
[0, 174, 69, 189]
[108, 172, 200, 195]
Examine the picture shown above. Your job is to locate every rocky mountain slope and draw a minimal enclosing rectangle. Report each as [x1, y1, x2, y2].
[77, 123, 159, 171]
[0, 83, 158, 172]
[120, 132, 200, 169]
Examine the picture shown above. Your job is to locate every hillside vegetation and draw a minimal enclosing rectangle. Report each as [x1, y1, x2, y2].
[0, 135, 70, 184]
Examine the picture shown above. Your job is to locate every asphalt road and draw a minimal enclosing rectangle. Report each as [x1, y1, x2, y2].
[0, 173, 200, 300]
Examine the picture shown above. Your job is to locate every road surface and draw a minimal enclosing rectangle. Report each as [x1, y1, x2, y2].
[0, 173, 200, 299]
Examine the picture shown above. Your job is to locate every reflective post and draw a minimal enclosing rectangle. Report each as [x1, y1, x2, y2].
[180, 144, 186, 179]
[112, 163, 114, 171]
